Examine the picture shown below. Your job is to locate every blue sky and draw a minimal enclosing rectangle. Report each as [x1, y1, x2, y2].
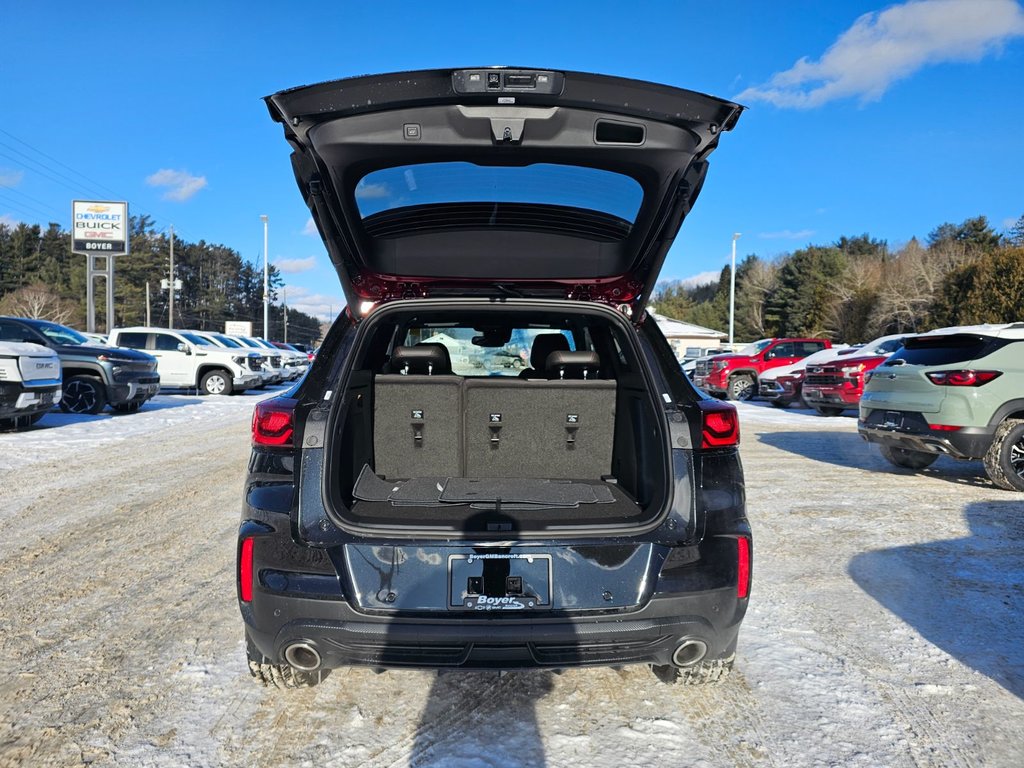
[2, 0, 1022, 319]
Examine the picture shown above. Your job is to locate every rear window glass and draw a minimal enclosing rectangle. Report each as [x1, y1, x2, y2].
[402, 326, 575, 377]
[883, 334, 1002, 367]
[355, 162, 643, 223]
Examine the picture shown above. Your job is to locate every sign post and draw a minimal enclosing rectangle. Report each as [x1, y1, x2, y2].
[72, 200, 129, 333]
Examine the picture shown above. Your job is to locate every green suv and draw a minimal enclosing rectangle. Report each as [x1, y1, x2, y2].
[858, 324, 1024, 491]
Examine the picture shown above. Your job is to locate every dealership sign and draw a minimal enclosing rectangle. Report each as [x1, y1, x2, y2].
[72, 200, 129, 255]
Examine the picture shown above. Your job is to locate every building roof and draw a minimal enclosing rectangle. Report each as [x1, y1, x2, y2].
[647, 310, 726, 340]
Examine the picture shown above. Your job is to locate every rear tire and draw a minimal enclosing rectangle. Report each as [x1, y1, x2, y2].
[60, 375, 108, 415]
[245, 632, 325, 689]
[651, 655, 734, 685]
[726, 375, 755, 401]
[879, 444, 938, 470]
[983, 419, 1024, 492]
[200, 369, 233, 396]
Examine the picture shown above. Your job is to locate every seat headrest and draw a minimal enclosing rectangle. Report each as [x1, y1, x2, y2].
[390, 343, 452, 375]
[545, 350, 601, 379]
[529, 333, 571, 369]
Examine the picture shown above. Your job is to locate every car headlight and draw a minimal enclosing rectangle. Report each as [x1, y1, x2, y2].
[233, 356, 246, 366]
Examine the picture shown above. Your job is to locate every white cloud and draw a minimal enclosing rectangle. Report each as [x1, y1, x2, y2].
[759, 229, 815, 240]
[145, 168, 208, 201]
[0, 169, 24, 187]
[737, 0, 1024, 108]
[274, 256, 317, 274]
[354, 181, 391, 200]
[677, 270, 723, 288]
[302, 218, 318, 236]
[0, 213, 21, 228]
[282, 285, 342, 321]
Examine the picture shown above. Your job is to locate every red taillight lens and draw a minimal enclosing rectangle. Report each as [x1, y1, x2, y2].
[929, 424, 963, 432]
[736, 536, 751, 599]
[925, 370, 1002, 387]
[697, 400, 740, 448]
[252, 398, 296, 447]
[239, 537, 255, 602]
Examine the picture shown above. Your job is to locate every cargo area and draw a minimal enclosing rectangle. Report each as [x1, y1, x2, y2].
[323, 303, 671, 534]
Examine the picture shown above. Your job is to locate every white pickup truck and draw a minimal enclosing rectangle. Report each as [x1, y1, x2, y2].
[108, 327, 263, 395]
[0, 341, 62, 430]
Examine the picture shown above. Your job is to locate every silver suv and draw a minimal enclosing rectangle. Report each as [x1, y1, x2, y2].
[858, 323, 1024, 491]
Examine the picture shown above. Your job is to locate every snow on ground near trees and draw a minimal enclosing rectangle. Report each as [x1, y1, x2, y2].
[0, 393, 1021, 767]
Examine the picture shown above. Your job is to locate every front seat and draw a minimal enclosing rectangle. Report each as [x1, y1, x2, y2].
[518, 333, 570, 378]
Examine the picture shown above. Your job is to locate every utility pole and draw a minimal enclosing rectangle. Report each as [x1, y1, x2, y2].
[729, 232, 741, 348]
[283, 286, 288, 343]
[261, 215, 269, 339]
[169, 225, 175, 329]
[146, 282, 151, 326]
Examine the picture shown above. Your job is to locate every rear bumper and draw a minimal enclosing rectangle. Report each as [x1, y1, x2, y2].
[858, 423, 995, 460]
[242, 588, 745, 671]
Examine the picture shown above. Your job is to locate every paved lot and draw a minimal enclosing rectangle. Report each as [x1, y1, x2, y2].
[0, 395, 1020, 767]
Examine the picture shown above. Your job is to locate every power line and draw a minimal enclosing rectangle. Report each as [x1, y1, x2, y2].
[0, 128, 123, 199]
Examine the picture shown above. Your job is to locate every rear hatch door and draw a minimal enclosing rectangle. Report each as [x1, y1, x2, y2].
[265, 68, 742, 316]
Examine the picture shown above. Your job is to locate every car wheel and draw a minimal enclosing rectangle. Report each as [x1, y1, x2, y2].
[983, 418, 1024, 492]
[60, 375, 108, 415]
[245, 632, 326, 689]
[200, 370, 233, 396]
[726, 374, 755, 401]
[879, 444, 938, 470]
[512, 358, 524, 369]
[113, 402, 141, 414]
[651, 655, 734, 685]
[814, 406, 844, 417]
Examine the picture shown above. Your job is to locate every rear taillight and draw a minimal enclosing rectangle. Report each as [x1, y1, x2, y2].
[736, 536, 751, 599]
[239, 537, 255, 602]
[252, 397, 296, 447]
[697, 400, 740, 448]
[929, 424, 963, 432]
[925, 370, 1002, 387]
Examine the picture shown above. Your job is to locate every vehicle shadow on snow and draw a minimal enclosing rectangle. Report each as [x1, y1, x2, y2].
[756, 430, 995, 489]
[411, 670, 554, 766]
[32, 396, 205, 429]
[849, 501, 1024, 700]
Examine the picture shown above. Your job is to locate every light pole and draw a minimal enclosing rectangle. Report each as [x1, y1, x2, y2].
[729, 232, 741, 348]
[261, 215, 269, 339]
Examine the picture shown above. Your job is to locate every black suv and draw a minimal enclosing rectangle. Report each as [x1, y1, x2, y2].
[238, 68, 751, 687]
[0, 317, 160, 414]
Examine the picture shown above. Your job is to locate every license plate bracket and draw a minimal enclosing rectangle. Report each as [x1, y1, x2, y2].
[448, 553, 552, 611]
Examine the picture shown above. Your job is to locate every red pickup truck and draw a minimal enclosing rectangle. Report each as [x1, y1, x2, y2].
[801, 334, 908, 415]
[693, 337, 832, 400]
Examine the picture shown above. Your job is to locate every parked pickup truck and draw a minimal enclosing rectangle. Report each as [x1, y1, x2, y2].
[693, 337, 832, 400]
[802, 334, 908, 415]
[0, 341, 62, 430]
[109, 327, 263, 396]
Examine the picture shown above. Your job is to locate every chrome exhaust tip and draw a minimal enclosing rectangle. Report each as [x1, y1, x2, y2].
[284, 642, 322, 672]
[672, 638, 709, 667]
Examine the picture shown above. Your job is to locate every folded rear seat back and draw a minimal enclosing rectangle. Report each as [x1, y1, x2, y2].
[374, 345, 463, 478]
[463, 375, 616, 479]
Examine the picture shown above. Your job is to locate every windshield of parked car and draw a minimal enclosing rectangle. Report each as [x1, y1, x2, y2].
[209, 334, 242, 347]
[736, 339, 773, 356]
[181, 332, 212, 346]
[35, 321, 89, 346]
[355, 162, 644, 227]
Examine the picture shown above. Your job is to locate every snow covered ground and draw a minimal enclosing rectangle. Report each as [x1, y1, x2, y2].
[0, 395, 1021, 767]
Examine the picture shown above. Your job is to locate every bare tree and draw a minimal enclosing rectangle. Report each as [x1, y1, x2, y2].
[0, 283, 77, 325]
